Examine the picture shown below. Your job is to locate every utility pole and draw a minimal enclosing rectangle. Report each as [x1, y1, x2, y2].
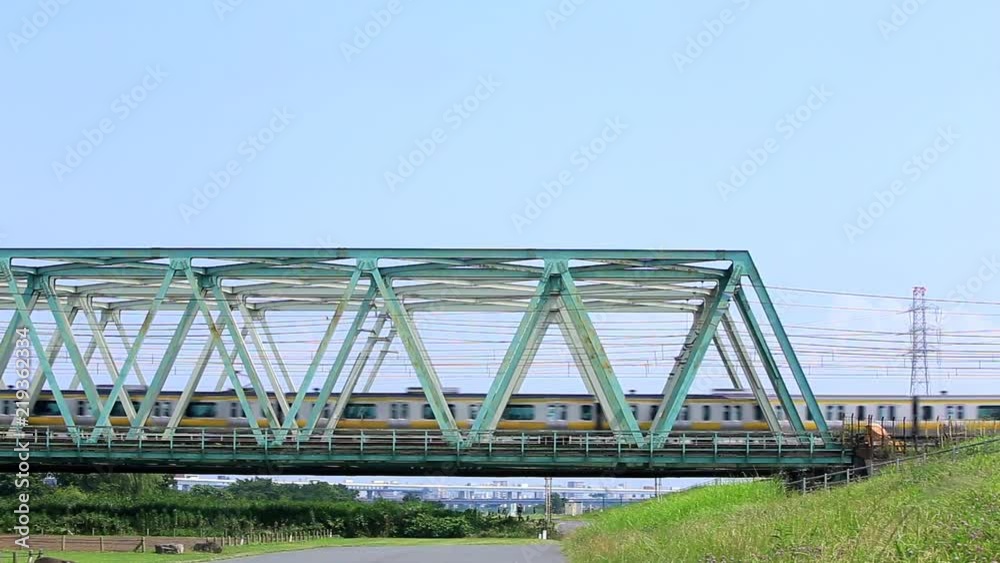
[909, 287, 930, 395]
[544, 476, 553, 532]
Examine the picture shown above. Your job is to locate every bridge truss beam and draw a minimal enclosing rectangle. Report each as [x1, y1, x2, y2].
[0, 249, 831, 449]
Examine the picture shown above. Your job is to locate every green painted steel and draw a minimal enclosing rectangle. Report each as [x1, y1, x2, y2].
[182, 268, 270, 444]
[0, 262, 77, 432]
[650, 264, 743, 438]
[91, 266, 177, 437]
[72, 309, 111, 390]
[258, 311, 295, 393]
[0, 248, 749, 261]
[0, 279, 38, 386]
[111, 311, 148, 386]
[744, 261, 832, 443]
[720, 312, 781, 433]
[0, 427, 853, 478]
[369, 266, 460, 441]
[361, 325, 395, 393]
[280, 268, 363, 436]
[297, 285, 377, 440]
[129, 298, 200, 437]
[209, 283, 280, 428]
[27, 304, 79, 408]
[322, 313, 388, 433]
[713, 333, 742, 390]
[556, 264, 644, 446]
[732, 287, 806, 434]
[469, 265, 556, 440]
[0, 248, 838, 464]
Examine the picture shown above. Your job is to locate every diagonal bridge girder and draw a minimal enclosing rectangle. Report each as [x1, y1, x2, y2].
[0, 249, 832, 449]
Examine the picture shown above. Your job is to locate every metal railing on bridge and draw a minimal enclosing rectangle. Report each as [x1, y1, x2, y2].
[0, 426, 853, 478]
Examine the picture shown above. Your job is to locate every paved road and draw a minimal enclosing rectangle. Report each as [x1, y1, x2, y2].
[224, 544, 566, 562]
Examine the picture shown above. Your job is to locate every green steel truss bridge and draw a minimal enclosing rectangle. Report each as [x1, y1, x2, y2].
[0, 248, 854, 477]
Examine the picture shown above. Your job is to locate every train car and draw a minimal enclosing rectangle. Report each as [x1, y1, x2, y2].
[2, 386, 999, 435]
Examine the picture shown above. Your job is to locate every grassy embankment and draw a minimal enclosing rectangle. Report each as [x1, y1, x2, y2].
[565, 443, 1000, 562]
[12, 537, 545, 563]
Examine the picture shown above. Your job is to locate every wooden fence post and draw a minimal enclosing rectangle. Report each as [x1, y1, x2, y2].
[141, 536, 146, 553]
[100, 536, 105, 552]
[62, 535, 67, 550]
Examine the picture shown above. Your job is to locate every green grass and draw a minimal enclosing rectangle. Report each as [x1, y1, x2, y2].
[30, 537, 544, 563]
[564, 445, 1000, 562]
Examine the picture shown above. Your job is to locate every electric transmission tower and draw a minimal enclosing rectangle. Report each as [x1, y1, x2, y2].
[909, 286, 930, 395]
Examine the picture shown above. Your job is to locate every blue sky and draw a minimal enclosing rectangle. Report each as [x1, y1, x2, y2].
[2, 0, 998, 487]
[3, 0, 999, 391]
[1, 0, 995, 301]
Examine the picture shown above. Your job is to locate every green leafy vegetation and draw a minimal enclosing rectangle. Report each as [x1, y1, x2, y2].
[0, 474, 539, 539]
[565, 444, 1000, 562]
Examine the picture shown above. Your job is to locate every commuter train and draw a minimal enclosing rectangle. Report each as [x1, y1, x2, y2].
[3, 385, 999, 435]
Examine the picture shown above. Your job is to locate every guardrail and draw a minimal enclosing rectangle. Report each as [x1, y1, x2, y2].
[792, 434, 1000, 493]
[0, 426, 854, 477]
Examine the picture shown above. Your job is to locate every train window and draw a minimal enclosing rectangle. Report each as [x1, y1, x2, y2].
[547, 404, 568, 422]
[733, 405, 743, 421]
[977, 405, 1000, 420]
[186, 402, 218, 418]
[422, 404, 456, 420]
[649, 405, 659, 421]
[921, 405, 934, 421]
[580, 405, 594, 421]
[856, 405, 866, 421]
[836, 406, 845, 421]
[680, 405, 689, 421]
[322, 403, 332, 418]
[805, 408, 813, 421]
[774, 405, 785, 421]
[877, 405, 896, 420]
[153, 401, 172, 417]
[32, 400, 60, 416]
[1, 400, 11, 415]
[229, 402, 244, 418]
[390, 403, 410, 419]
[701, 405, 711, 421]
[825, 405, 835, 420]
[76, 401, 89, 417]
[753, 405, 763, 422]
[722, 405, 732, 421]
[502, 405, 536, 421]
[825, 405, 845, 421]
[945, 405, 965, 420]
[889, 406, 897, 420]
[110, 401, 141, 417]
[629, 404, 638, 419]
[469, 404, 480, 420]
[344, 403, 377, 420]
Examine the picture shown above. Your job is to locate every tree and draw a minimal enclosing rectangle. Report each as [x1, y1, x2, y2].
[549, 493, 565, 515]
[402, 492, 423, 503]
